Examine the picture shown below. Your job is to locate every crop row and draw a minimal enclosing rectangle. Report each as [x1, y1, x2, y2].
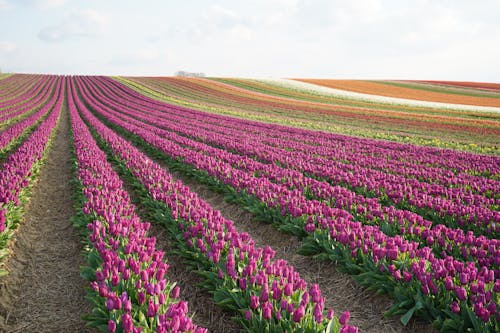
[109, 77, 500, 180]
[0, 74, 43, 107]
[115, 77, 500, 238]
[119, 76, 500, 155]
[78, 75, 499, 271]
[73, 76, 498, 332]
[0, 77, 61, 156]
[0, 76, 64, 276]
[0, 76, 54, 125]
[71, 77, 358, 333]
[67, 79, 205, 333]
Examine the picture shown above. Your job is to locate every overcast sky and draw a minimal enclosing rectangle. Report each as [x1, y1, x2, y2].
[0, 0, 499, 81]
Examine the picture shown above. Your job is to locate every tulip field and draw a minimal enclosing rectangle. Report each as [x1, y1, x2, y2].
[116, 76, 500, 155]
[0, 74, 499, 333]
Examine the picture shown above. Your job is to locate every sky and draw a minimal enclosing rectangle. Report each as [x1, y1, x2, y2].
[0, 0, 499, 81]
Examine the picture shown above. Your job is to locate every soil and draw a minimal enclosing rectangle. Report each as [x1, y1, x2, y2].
[0, 106, 94, 333]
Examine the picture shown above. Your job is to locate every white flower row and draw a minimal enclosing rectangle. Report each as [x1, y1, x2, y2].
[256, 78, 500, 114]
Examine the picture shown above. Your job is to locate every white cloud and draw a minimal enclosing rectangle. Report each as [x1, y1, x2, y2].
[259, 0, 299, 27]
[183, 4, 254, 43]
[0, 0, 10, 10]
[331, 0, 383, 25]
[1, 0, 499, 79]
[38, 9, 108, 42]
[110, 48, 163, 66]
[0, 41, 16, 53]
[17, 0, 67, 9]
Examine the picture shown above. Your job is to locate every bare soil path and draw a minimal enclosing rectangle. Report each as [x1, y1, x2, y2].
[0, 106, 93, 333]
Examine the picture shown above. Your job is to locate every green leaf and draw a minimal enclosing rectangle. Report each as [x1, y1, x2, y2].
[400, 301, 424, 326]
[80, 266, 96, 281]
[325, 318, 340, 333]
[439, 318, 461, 333]
[138, 310, 147, 325]
[297, 239, 321, 256]
[0, 268, 9, 277]
[97, 324, 109, 331]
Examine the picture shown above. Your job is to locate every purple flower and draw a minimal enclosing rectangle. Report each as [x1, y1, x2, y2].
[450, 301, 460, 314]
[122, 313, 133, 333]
[314, 303, 323, 323]
[339, 311, 350, 325]
[106, 298, 114, 311]
[455, 287, 467, 301]
[147, 299, 158, 317]
[262, 302, 272, 320]
[239, 278, 247, 291]
[250, 295, 259, 310]
[0, 210, 6, 233]
[108, 319, 116, 332]
[403, 271, 412, 282]
[138, 291, 145, 305]
[171, 286, 180, 299]
[305, 223, 316, 233]
[309, 284, 321, 303]
[340, 326, 358, 333]
[293, 305, 305, 323]
[124, 299, 132, 312]
[95, 270, 104, 282]
[245, 309, 252, 320]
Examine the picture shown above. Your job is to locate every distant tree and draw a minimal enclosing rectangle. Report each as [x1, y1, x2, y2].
[175, 70, 205, 78]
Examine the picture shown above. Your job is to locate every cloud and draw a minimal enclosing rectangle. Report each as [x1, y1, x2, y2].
[182, 4, 254, 43]
[0, 0, 10, 10]
[38, 9, 108, 42]
[17, 0, 67, 9]
[109, 47, 165, 67]
[0, 41, 16, 53]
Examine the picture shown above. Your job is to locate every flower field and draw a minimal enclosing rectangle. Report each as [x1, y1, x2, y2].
[115, 76, 500, 155]
[292, 80, 500, 108]
[0, 74, 499, 333]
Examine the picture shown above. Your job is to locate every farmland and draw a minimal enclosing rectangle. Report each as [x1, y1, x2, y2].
[0, 74, 499, 333]
[116, 77, 500, 155]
